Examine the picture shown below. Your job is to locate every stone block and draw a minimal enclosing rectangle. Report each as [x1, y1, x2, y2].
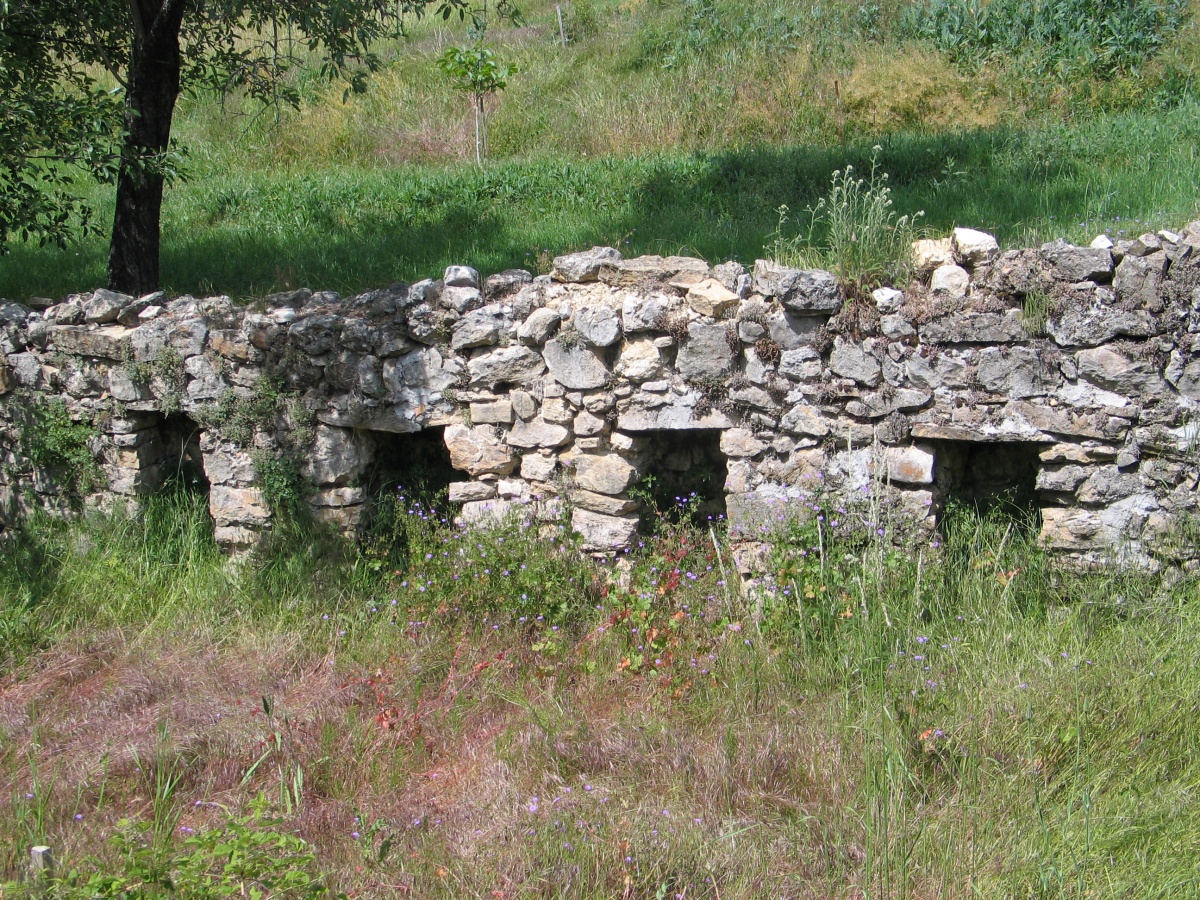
[677, 323, 734, 380]
[571, 507, 639, 550]
[553, 247, 621, 283]
[444, 423, 516, 476]
[574, 454, 637, 495]
[751, 261, 841, 314]
[543, 339, 610, 389]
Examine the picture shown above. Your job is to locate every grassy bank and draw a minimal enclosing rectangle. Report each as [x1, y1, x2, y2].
[1, 492, 1198, 897]
[3, 102, 1200, 302]
[3, 0, 1200, 301]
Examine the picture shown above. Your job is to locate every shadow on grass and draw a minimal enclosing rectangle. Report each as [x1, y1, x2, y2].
[3, 107, 1198, 300]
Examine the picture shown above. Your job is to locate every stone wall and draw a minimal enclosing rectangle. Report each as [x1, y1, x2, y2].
[1, 223, 1198, 569]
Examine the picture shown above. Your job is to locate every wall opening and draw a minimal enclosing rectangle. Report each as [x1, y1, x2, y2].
[930, 440, 1042, 534]
[361, 427, 457, 557]
[634, 430, 728, 531]
[155, 414, 209, 495]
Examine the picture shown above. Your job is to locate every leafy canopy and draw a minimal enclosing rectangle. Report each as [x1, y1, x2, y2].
[0, 0, 502, 254]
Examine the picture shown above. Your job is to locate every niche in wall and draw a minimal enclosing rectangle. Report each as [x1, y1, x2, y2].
[361, 426, 458, 540]
[154, 414, 210, 495]
[634, 429, 728, 529]
[929, 439, 1043, 533]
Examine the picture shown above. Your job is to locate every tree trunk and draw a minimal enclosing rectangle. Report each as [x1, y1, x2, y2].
[107, 2, 184, 295]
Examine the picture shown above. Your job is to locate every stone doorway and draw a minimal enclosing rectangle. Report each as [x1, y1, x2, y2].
[155, 414, 209, 494]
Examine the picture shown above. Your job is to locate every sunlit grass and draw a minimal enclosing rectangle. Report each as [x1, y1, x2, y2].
[1, 491, 1198, 896]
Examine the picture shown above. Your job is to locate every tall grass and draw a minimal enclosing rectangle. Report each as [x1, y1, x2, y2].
[1, 489, 1198, 896]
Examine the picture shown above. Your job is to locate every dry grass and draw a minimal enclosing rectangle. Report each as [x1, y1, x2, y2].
[0, 622, 896, 897]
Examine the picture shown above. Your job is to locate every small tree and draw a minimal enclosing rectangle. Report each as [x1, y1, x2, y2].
[437, 43, 516, 165]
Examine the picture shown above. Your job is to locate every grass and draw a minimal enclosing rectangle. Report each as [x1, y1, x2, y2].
[2, 0, 1200, 300]
[1, 488, 1198, 897]
[3, 102, 1200, 301]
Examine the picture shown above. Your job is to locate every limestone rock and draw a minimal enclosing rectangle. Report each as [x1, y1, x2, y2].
[912, 237, 954, 273]
[952, 228, 999, 266]
[46, 325, 129, 360]
[1036, 465, 1089, 493]
[880, 445, 934, 485]
[518, 307, 561, 345]
[441, 285, 484, 314]
[1114, 253, 1169, 313]
[209, 486, 270, 526]
[975, 346, 1056, 398]
[544, 339, 610, 389]
[1076, 347, 1165, 397]
[575, 410, 607, 436]
[614, 338, 663, 381]
[301, 425, 371, 486]
[766, 309, 824, 349]
[553, 247, 621, 283]
[572, 507, 639, 550]
[720, 428, 767, 458]
[844, 389, 931, 418]
[919, 311, 1027, 344]
[520, 452, 558, 481]
[450, 307, 507, 350]
[600, 255, 708, 287]
[1040, 240, 1113, 282]
[930, 264, 970, 299]
[677, 323, 734, 380]
[470, 399, 513, 424]
[778, 347, 823, 381]
[449, 481, 497, 502]
[686, 279, 740, 317]
[468, 345, 546, 387]
[85, 288, 131, 324]
[1077, 466, 1143, 505]
[509, 390, 537, 420]
[444, 265, 480, 289]
[444, 423, 517, 476]
[508, 416, 571, 449]
[751, 261, 841, 314]
[569, 489, 638, 515]
[1047, 292, 1157, 347]
[780, 404, 830, 437]
[575, 304, 622, 347]
[289, 314, 340, 356]
[616, 392, 733, 431]
[621, 293, 670, 333]
[830, 340, 881, 387]
[873, 287, 904, 312]
[574, 454, 637, 495]
[485, 269, 533, 299]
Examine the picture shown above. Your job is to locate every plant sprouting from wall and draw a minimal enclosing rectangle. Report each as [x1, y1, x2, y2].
[768, 147, 923, 289]
[18, 397, 104, 502]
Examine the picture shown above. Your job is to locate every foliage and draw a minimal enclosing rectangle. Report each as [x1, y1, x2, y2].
[0, 0, 469, 290]
[128, 349, 187, 416]
[251, 451, 310, 524]
[18, 398, 104, 502]
[769, 147, 923, 288]
[899, 0, 1190, 77]
[9, 802, 339, 899]
[437, 42, 517, 164]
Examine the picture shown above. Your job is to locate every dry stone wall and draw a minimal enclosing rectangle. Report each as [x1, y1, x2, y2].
[1, 223, 1199, 570]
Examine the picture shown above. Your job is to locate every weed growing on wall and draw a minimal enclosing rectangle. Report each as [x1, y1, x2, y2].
[17, 398, 104, 504]
[769, 148, 923, 288]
